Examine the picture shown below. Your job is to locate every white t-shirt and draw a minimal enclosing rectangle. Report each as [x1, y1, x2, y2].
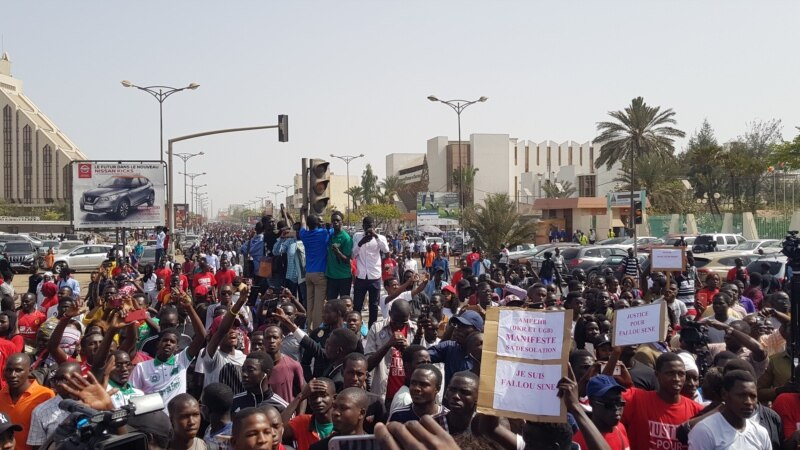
[688, 411, 771, 450]
[129, 348, 193, 414]
[380, 291, 413, 318]
[195, 347, 246, 388]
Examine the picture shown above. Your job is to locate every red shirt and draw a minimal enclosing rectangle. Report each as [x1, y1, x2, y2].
[772, 393, 800, 440]
[451, 270, 464, 287]
[178, 274, 190, 292]
[193, 271, 217, 289]
[621, 388, 702, 450]
[40, 295, 58, 314]
[18, 311, 46, 341]
[466, 251, 480, 267]
[215, 269, 236, 287]
[382, 258, 397, 281]
[727, 266, 747, 282]
[574, 423, 630, 450]
[385, 325, 409, 401]
[154, 267, 173, 282]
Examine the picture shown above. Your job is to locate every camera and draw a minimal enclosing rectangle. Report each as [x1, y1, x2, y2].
[46, 394, 163, 450]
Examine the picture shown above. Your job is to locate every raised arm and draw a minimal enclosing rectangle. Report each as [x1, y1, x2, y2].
[179, 295, 208, 359]
[48, 305, 87, 364]
[205, 286, 248, 357]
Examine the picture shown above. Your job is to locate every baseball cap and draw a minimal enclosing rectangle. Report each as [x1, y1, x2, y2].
[0, 412, 22, 434]
[442, 285, 457, 295]
[499, 294, 524, 307]
[456, 279, 472, 291]
[585, 374, 627, 398]
[450, 310, 484, 332]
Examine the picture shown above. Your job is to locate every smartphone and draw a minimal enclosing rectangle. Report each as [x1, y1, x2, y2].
[264, 299, 279, 314]
[328, 435, 381, 450]
[111, 297, 123, 309]
[600, 362, 622, 376]
[124, 309, 148, 323]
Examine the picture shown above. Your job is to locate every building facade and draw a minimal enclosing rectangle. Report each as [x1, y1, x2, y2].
[0, 53, 87, 206]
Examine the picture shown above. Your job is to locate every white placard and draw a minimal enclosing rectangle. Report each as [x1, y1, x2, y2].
[493, 360, 562, 417]
[613, 302, 666, 346]
[650, 247, 685, 271]
[497, 309, 565, 361]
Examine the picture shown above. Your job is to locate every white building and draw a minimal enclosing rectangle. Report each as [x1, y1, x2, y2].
[386, 153, 424, 184]
[426, 134, 621, 207]
[0, 53, 87, 206]
[288, 172, 359, 214]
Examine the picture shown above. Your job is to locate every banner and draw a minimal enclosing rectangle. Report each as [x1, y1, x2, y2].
[174, 204, 188, 230]
[72, 161, 165, 229]
[416, 192, 460, 226]
[478, 307, 572, 423]
[650, 247, 686, 271]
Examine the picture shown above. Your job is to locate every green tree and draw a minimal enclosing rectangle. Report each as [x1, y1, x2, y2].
[770, 128, 800, 169]
[345, 186, 364, 209]
[358, 203, 401, 229]
[594, 96, 685, 228]
[680, 119, 727, 214]
[379, 175, 405, 203]
[462, 193, 537, 257]
[726, 119, 783, 211]
[360, 164, 380, 205]
[451, 167, 479, 206]
[541, 179, 576, 199]
[614, 154, 687, 213]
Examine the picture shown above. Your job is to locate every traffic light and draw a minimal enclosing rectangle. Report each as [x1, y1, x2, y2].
[278, 115, 289, 142]
[309, 158, 330, 214]
[634, 201, 643, 224]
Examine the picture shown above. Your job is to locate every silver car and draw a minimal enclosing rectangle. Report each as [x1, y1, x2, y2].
[52, 244, 113, 272]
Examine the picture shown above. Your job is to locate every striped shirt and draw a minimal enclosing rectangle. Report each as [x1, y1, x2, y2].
[231, 388, 288, 413]
[623, 257, 640, 277]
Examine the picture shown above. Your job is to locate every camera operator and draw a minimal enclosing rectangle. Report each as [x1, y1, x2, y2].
[677, 320, 712, 378]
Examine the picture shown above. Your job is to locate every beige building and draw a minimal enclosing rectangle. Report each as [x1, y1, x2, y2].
[0, 53, 87, 206]
[289, 172, 359, 214]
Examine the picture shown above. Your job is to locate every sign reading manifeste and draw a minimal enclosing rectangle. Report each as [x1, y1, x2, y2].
[612, 302, 667, 347]
[71, 161, 165, 229]
[478, 307, 573, 423]
[416, 192, 460, 226]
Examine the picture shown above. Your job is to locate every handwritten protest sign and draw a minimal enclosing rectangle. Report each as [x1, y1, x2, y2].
[612, 302, 667, 347]
[650, 247, 686, 271]
[497, 309, 567, 361]
[478, 307, 572, 423]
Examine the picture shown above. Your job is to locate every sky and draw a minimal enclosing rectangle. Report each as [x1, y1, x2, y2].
[2, 1, 799, 214]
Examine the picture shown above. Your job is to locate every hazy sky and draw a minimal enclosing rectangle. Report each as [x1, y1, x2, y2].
[2, 1, 799, 213]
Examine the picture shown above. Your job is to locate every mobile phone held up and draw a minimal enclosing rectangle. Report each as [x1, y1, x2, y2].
[328, 435, 381, 450]
[124, 309, 148, 323]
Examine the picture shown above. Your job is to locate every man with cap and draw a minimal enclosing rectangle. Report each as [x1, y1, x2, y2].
[0, 412, 22, 450]
[427, 310, 483, 387]
[424, 267, 448, 298]
[578, 375, 630, 450]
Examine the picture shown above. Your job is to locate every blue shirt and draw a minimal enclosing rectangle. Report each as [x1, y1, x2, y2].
[432, 257, 450, 280]
[244, 234, 265, 267]
[300, 227, 329, 273]
[274, 237, 299, 282]
[427, 340, 474, 387]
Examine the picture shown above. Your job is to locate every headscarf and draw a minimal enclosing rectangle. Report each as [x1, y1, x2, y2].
[41, 282, 58, 298]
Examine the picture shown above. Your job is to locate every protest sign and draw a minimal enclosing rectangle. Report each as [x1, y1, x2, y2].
[650, 247, 686, 271]
[612, 302, 667, 347]
[478, 307, 572, 423]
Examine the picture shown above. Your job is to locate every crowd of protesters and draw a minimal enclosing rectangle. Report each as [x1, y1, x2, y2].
[0, 210, 795, 450]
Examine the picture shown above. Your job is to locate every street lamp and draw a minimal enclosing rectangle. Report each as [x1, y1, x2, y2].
[277, 184, 293, 209]
[191, 183, 207, 232]
[182, 171, 206, 232]
[330, 154, 365, 226]
[121, 80, 200, 163]
[427, 95, 488, 246]
[268, 191, 282, 214]
[175, 152, 204, 206]
[256, 196, 268, 210]
[166, 118, 288, 253]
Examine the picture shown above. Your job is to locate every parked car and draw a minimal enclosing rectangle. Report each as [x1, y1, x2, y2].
[79, 175, 156, 219]
[52, 244, 114, 273]
[0, 241, 40, 273]
[37, 240, 61, 257]
[616, 236, 664, 250]
[659, 234, 698, 247]
[507, 243, 539, 262]
[694, 250, 758, 283]
[57, 240, 86, 255]
[561, 246, 629, 272]
[730, 239, 781, 255]
[526, 243, 581, 270]
[596, 237, 629, 246]
[137, 246, 159, 271]
[745, 254, 788, 288]
[692, 234, 747, 253]
[588, 254, 651, 283]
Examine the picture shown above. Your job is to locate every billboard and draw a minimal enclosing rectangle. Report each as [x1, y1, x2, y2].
[72, 161, 165, 229]
[174, 204, 188, 230]
[416, 192, 460, 226]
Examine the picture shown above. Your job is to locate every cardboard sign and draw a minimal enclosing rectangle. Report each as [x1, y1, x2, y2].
[612, 302, 668, 347]
[650, 247, 686, 271]
[478, 307, 572, 423]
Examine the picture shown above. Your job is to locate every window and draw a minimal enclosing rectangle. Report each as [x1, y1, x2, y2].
[578, 175, 596, 197]
[2, 105, 11, 197]
[580, 147, 583, 166]
[43, 145, 52, 200]
[514, 146, 518, 166]
[525, 145, 529, 172]
[23, 125, 32, 203]
[557, 147, 561, 165]
[536, 146, 540, 165]
[589, 146, 595, 170]
[725, 236, 736, 245]
[568, 147, 573, 165]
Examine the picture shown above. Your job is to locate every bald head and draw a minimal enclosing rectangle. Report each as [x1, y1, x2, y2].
[6, 352, 29, 368]
[337, 387, 370, 409]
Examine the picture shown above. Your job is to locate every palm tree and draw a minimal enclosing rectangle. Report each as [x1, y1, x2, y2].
[345, 186, 364, 209]
[379, 175, 405, 203]
[541, 179, 577, 199]
[462, 193, 537, 257]
[614, 154, 686, 213]
[360, 164, 380, 205]
[451, 167, 479, 206]
[594, 97, 685, 236]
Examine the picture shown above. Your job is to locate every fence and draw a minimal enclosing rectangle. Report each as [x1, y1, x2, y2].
[647, 214, 790, 239]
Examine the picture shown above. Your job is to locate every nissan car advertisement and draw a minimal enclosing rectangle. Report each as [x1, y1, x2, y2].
[72, 161, 165, 229]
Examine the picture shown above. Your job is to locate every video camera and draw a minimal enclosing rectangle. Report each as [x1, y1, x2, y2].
[46, 393, 164, 450]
